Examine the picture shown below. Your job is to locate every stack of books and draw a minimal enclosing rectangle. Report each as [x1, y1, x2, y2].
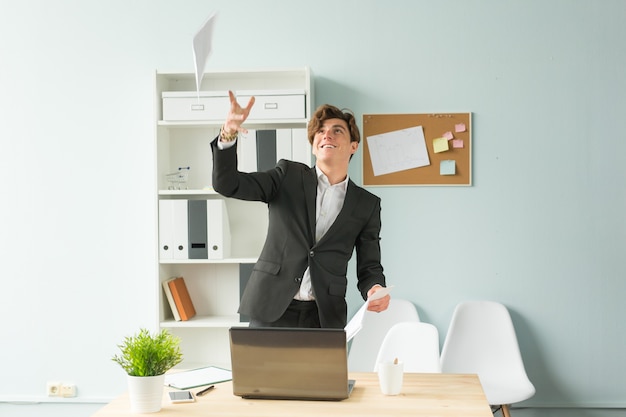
[162, 276, 196, 321]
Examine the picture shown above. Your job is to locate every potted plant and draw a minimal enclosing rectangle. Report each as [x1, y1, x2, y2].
[112, 328, 183, 413]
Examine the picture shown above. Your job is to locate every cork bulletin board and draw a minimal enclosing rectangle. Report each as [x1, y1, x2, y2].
[362, 113, 472, 186]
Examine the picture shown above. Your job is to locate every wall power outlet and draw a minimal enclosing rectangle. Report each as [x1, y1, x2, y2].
[60, 383, 77, 397]
[46, 381, 62, 397]
[46, 381, 77, 397]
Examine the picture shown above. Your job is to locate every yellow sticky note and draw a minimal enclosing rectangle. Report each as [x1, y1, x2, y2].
[433, 137, 449, 153]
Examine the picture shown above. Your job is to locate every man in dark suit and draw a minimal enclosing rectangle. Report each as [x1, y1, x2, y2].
[211, 91, 390, 328]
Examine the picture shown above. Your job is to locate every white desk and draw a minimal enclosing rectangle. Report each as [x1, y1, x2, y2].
[92, 372, 492, 417]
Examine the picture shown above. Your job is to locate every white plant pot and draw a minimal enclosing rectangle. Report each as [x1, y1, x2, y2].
[127, 374, 165, 413]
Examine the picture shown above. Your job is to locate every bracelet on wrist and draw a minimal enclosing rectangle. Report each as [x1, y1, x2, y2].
[220, 126, 238, 142]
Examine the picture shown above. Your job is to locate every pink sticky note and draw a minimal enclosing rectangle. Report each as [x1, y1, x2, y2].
[443, 131, 454, 140]
[452, 139, 464, 148]
[454, 123, 466, 133]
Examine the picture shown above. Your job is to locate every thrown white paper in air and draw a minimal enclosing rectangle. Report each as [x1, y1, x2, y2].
[192, 11, 218, 98]
[366, 126, 430, 176]
[345, 286, 394, 342]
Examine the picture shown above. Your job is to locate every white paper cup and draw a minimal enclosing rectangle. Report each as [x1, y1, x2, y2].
[377, 361, 404, 395]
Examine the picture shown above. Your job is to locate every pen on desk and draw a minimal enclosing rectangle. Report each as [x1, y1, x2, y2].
[196, 385, 215, 396]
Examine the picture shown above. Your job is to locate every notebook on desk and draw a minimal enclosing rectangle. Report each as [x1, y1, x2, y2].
[229, 327, 355, 401]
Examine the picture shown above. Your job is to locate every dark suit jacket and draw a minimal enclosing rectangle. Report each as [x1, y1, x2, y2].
[211, 137, 386, 328]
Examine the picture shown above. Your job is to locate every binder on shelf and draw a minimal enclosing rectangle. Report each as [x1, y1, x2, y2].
[237, 129, 257, 172]
[256, 130, 277, 171]
[172, 200, 189, 260]
[188, 200, 208, 259]
[275, 129, 292, 162]
[168, 277, 196, 321]
[239, 263, 254, 322]
[162, 278, 182, 321]
[291, 128, 312, 166]
[207, 199, 231, 260]
[158, 200, 173, 260]
[159, 199, 189, 260]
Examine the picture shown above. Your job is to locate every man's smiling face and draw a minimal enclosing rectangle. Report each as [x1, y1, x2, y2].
[312, 118, 358, 165]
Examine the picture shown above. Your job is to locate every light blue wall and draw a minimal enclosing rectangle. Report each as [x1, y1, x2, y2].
[1, 0, 624, 415]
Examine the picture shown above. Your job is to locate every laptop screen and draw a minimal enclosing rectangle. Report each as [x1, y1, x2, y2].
[229, 327, 351, 401]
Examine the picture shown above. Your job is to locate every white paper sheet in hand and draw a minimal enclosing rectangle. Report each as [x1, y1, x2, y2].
[192, 11, 218, 97]
[344, 286, 394, 342]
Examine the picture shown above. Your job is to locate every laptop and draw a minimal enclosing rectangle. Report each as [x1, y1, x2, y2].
[229, 327, 355, 401]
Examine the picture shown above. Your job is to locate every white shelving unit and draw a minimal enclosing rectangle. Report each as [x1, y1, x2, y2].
[155, 67, 313, 367]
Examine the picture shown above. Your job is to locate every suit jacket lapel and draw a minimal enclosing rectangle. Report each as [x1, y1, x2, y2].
[304, 167, 318, 245]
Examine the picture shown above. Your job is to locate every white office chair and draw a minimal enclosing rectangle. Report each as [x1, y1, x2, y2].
[374, 321, 441, 373]
[348, 298, 420, 372]
[440, 301, 535, 417]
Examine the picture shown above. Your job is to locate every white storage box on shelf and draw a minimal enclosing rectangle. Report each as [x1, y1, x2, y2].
[162, 89, 306, 122]
[237, 90, 306, 120]
[162, 91, 229, 121]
